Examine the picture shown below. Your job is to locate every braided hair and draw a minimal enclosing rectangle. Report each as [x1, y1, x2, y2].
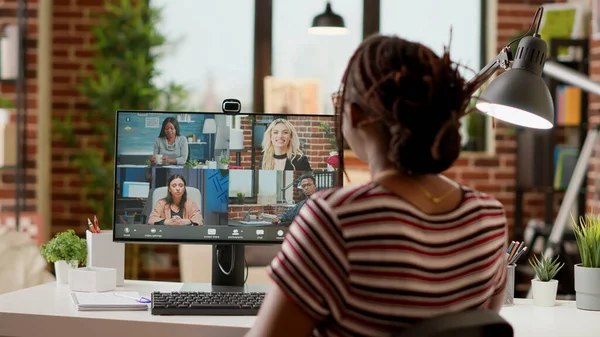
[335, 35, 479, 183]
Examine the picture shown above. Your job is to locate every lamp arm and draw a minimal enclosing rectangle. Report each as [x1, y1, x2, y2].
[543, 60, 600, 97]
[466, 46, 513, 95]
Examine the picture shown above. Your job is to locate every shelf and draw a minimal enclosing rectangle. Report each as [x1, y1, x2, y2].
[0, 165, 16, 170]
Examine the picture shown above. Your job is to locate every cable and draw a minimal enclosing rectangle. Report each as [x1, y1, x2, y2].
[505, 7, 544, 49]
[244, 258, 249, 284]
[216, 245, 235, 275]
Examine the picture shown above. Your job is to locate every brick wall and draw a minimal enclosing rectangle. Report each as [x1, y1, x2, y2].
[588, 34, 600, 211]
[0, 1, 38, 214]
[50, 0, 105, 235]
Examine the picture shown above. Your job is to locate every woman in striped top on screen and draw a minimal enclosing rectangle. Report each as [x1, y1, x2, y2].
[245, 35, 508, 337]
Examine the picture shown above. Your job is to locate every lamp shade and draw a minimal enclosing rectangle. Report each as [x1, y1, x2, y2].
[308, 2, 349, 35]
[202, 118, 217, 134]
[229, 129, 244, 150]
[476, 35, 554, 129]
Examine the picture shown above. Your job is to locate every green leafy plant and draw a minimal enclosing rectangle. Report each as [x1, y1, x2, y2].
[53, 0, 187, 228]
[40, 230, 87, 265]
[319, 121, 337, 151]
[529, 254, 564, 282]
[220, 157, 230, 165]
[237, 192, 245, 199]
[184, 159, 201, 168]
[572, 213, 600, 268]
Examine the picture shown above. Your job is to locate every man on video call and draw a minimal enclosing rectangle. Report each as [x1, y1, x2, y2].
[271, 174, 317, 226]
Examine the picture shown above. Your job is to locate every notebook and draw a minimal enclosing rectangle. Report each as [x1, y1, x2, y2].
[70, 292, 149, 311]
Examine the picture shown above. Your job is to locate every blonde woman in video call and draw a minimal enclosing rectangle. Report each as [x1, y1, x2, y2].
[261, 118, 311, 171]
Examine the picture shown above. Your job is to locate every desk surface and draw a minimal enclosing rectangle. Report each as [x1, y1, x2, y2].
[0, 280, 264, 337]
[0, 280, 598, 337]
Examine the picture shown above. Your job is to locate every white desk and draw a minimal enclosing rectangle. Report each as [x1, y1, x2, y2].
[0, 281, 598, 337]
[0, 280, 260, 337]
[500, 299, 600, 337]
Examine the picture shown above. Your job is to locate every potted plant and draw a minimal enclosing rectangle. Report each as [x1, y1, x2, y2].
[187, 132, 194, 143]
[220, 156, 230, 169]
[572, 213, 600, 310]
[40, 230, 87, 284]
[528, 254, 564, 307]
[236, 192, 245, 205]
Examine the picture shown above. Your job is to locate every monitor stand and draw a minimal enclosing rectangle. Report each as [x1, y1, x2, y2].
[179, 244, 268, 293]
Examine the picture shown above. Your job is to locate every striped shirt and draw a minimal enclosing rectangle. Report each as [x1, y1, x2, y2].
[268, 182, 508, 337]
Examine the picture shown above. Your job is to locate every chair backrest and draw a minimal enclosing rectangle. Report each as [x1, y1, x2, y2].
[150, 186, 202, 214]
[396, 310, 513, 337]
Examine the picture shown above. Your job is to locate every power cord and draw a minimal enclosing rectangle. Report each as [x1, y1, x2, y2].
[216, 245, 235, 275]
[244, 258, 249, 284]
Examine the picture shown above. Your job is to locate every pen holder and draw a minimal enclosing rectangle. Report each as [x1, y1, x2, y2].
[86, 230, 125, 286]
[504, 264, 515, 306]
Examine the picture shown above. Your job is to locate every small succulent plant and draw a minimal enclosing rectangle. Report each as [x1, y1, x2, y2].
[529, 254, 564, 282]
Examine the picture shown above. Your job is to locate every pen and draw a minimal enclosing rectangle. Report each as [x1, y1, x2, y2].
[87, 218, 97, 233]
[114, 292, 151, 303]
[93, 215, 101, 233]
[510, 246, 528, 265]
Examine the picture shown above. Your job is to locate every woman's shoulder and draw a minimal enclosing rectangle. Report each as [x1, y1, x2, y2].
[309, 183, 378, 208]
[155, 199, 168, 207]
[461, 185, 504, 209]
[184, 199, 198, 208]
[176, 135, 188, 143]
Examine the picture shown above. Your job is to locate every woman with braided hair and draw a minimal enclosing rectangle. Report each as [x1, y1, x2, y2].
[246, 35, 508, 337]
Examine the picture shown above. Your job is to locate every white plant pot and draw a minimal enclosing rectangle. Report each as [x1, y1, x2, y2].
[531, 279, 558, 307]
[574, 264, 600, 310]
[54, 260, 78, 284]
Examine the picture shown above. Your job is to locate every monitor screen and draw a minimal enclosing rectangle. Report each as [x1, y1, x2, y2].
[113, 111, 342, 245]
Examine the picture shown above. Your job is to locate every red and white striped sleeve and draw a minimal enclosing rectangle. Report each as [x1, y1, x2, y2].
[267, 193, 348, 321]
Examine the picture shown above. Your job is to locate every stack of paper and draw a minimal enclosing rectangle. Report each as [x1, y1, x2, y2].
[70, 292, 148, 311]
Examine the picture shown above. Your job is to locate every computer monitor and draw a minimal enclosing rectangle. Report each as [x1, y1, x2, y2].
[113, 110, 343, 289]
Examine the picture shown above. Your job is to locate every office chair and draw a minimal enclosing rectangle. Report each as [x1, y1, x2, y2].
[396, 310, 513, 337]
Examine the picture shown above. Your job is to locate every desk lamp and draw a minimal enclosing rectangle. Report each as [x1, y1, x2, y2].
[202, 118, 217, 161]
[469, 6, 553, 130]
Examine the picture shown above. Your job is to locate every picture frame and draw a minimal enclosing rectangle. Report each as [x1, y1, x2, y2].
[264, 76, 323, 115]
[539, 3, 585, 61]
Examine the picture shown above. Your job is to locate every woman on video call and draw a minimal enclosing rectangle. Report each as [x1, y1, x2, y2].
[246, 35, 507, 337]
[150, 116, 189, 166]
[261, 118, 311, 171]
[148, 174, 203, 226]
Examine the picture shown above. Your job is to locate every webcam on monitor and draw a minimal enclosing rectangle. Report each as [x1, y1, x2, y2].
[222, 99, 241, 113]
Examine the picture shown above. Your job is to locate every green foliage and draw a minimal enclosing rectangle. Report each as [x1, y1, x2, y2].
[0, 95, 14, 109]
[319, 121, 337, 151]
[572, 213, 600, 268]
[237, 192, 245, 199]
[184, 159, 201, 168]
[529, 254, 564, 282]
[53, 0, 187, 228]
[40, 230, 87, 265]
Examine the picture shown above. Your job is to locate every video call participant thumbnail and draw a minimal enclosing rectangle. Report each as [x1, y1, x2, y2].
[148, 173, 203, 226]
[272, 174, 317, 226]
[261, 118, 311, 171]
[150, 116, 189, 166]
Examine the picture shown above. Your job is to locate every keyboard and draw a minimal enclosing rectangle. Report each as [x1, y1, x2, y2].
[151, 291, 265, 315]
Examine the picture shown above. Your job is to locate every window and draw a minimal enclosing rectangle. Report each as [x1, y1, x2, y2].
[380, 0, 489, 152]
[272, 0, 363, 115]
[152, 0, 255, 112]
